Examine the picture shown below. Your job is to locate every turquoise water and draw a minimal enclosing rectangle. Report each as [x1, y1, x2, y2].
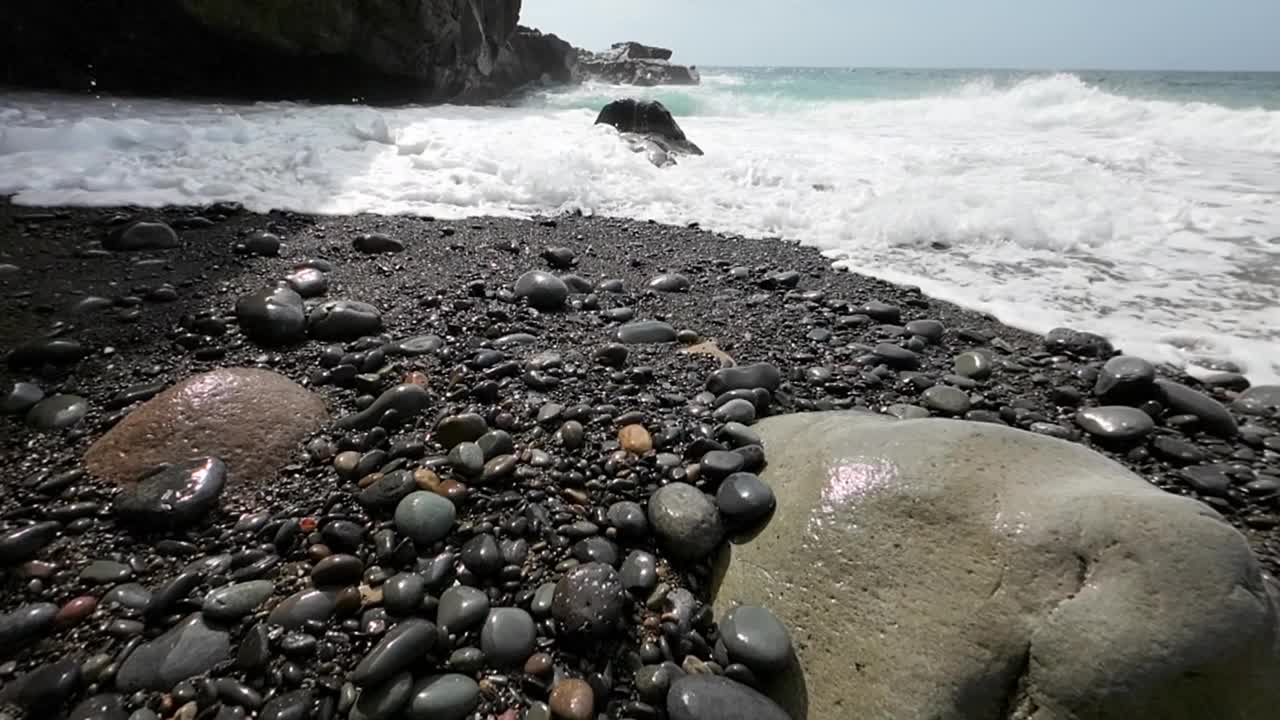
[532, 67, 1280, 115]
[4, 68, 1279, 379]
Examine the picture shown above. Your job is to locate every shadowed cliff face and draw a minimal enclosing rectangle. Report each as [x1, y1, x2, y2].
[0, 0, 546, 103]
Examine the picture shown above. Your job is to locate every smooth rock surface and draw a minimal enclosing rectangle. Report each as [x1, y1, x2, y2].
[394, 492, 456, 546]
[666, 675, 789, 720]
[307, 299, 382, 341]
[551, 562, 625, 638]
[480, 608, 537, 667]
[1075, 406, 1155, 440]
[85, 368, 328, 487]
[114, 457, 227, 528]
[25, 394, 88, 429]
[1155, 379, 1239, 438]
[116, 613, 230, 691]
[648, 483, 724, 561]
[234, 286, 306, 345]
[715, 411, 1280, 719]
[406, 674, 479, 720]
[616, 320, 677, 344]
[514, 270, 569, 310]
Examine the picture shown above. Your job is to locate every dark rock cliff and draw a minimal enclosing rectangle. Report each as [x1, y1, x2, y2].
[0, 0, 561, 103]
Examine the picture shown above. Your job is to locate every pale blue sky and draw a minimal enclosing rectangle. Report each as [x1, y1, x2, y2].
[521, 1, 1280, 71]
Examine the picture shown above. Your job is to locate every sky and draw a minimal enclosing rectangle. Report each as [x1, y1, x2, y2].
[521, 0, 1280, 71]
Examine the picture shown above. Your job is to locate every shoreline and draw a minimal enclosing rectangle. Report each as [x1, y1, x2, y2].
[1, 198, 1277, 717]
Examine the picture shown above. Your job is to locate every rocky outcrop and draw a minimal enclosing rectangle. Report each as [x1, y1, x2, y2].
[715, 411, 1280, 720]
[0, 0, 548, 103]
[489, 26, 577, 96]
[596, 99, 703, 167]
[576, 42, 700, 86]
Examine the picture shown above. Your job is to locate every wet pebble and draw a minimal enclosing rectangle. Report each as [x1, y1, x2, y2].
[648, 483, 724, 561]
[666, 675, 790, 720]
[552, 562, 625, 638]
[514, 271, 570, 311]
[480, 608, 537, 667]
[406, 674, 479, 720]
[114, 457, 227, 528]
[438, 586, 490, 633]
[353, 618, 437, 687]
[308, 299, 383, 341]
[26, 394, 89, 429]
[394, 492, 456, 546]
[616, 320, 677, 344]
[716, 473, 776, 530]
[549, 678, 595, 720]
[1075, 406, 1155, 441]
[202, 580, 274, 622]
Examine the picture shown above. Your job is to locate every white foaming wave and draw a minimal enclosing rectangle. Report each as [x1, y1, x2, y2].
[1, 76, 1278, 381]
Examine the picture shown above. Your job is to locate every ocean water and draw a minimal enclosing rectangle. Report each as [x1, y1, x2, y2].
[2, 68, 1279, 382]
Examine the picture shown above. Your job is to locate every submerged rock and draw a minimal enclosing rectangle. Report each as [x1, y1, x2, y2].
[595, 99, 703, 167]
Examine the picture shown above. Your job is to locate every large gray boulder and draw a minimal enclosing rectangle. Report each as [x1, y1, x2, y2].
[714, 412, 1280, 720]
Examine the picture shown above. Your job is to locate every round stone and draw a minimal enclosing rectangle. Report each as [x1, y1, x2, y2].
[719, 606, 794, 673]
[1, 382, 44, 414]
[716, 473, 776, 530]
[648, 483, 724, 561]
[285, 267, 329, 297]
[437, 586, 490, 633]
[551, 562, 626, 638]
[666, 675, 789, 720]
[619, 424, 654, 454]
[26, 394, 88, 429]
[383, 573, 427, 616]
[308, 300, 383, 341]
[354, 232, 405, 254]
[394, 492, 456, 546]
[461, 534, 503, 576]
[647, 273, 691, 292]
[712, 399, 756, 424]
[435, 413, 488, 449]
[311, 554, 364, 587]
[84, 368, 328, 488]
[353, 671, 413, 720]
[108, 221, 179, 251]
[706, 363, 782, 394]
[616, 320, 677, 344]
[700, 451, 745, 481]
[406, 674, 479, 720]
[905, 319, 945, 343]
[202, 580, 274, 622]
[620, 551, 658, 595]
[1093, 356, 1156, 397]
[921, 386, 971, 415]
[514, 271, 569, 311]
[860, 301, 901, 323]
[352, 618, 436, 688]
[113, 457, 227, 528]
[448, 442, 485, 477]
[952, 351, 993, 380]
[235, 286, 306, 345]
[1074, 407, 1155, 441]
[480, 608, 537, 668]
[548, 678, 595, 720]
[267, 588, 339, 629]
[607, 501, 648, 540]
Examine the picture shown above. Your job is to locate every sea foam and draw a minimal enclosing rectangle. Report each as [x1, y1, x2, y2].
[1, 72, 1278, 381]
